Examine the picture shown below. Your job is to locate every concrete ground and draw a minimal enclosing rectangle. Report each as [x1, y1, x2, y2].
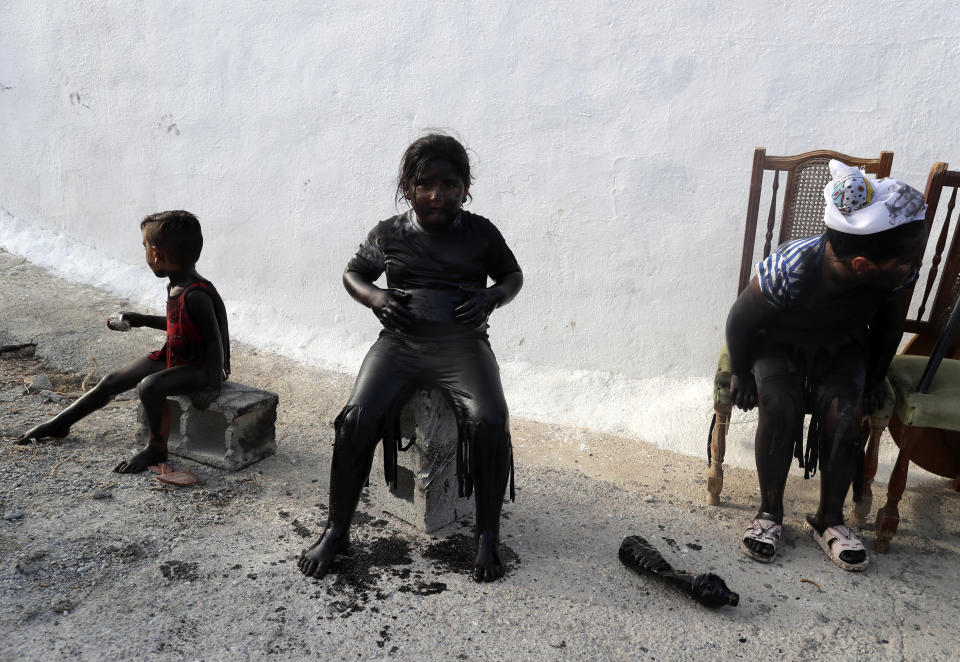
[1, 247, 959, 662]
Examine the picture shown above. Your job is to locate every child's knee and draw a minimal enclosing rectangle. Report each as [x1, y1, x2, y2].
[136, 373, 163, 401]
[333, 404, 381, 445]
[758, 380, 803, 426]
[818, 382, 862, 418]
[96, 369, 132, 394]
[466, 405, 508, 435]
[820, 390, 863, 445]
[464, 409, 510, 456]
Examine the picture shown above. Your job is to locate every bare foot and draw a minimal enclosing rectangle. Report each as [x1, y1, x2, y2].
[298, 528, 349, 579]
[16, 420, 71, 445]
[114, 446, 167, 474]
[472, 530, 505, 582]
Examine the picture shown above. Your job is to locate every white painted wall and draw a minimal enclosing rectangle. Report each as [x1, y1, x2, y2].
[2, 1, 958, 466]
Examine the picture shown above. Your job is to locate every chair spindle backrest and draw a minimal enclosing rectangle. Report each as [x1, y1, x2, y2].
[905, 164, 960, 344]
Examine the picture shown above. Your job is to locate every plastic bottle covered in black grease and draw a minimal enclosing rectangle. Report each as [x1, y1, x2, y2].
[619, 535, 739, 608]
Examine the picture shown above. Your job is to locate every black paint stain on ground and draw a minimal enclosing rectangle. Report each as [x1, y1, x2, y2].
[106, 542, 145, 560]
[661, 537, 681, 554]
[160, 560, 199, 581]
[686, 543, 702, 551]
[204, 491, 235, 508]
[398, 581, 447, 596]
[352, 510, 375, 526]
[330, 535, 414, 594]
[328, 599, 366, 619]
[423, 534, 520, 575]
[155, 618, 200, 656]
[312, 533, 464, 619]
[290, 519, 313, 538]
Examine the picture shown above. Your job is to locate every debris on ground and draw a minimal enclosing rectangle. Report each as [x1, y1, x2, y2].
[155, 469, 198, 487]
[0, 342, 36, 356]
[23, 374, 54, 393]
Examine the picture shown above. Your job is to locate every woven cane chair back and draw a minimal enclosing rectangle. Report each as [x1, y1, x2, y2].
[736, 148, 894, 294]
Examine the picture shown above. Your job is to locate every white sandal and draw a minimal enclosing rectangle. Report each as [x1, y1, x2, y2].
[804, 518, 869, 572]
[740, 517, 781, 563]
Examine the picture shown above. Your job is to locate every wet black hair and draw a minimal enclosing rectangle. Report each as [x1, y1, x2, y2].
[395, 132, 473, 204]
[826, 220, 928, 264]
[140, 210, 203, 266]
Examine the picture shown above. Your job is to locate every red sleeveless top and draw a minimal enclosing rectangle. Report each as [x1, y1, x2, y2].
[148, 281, 218, 368]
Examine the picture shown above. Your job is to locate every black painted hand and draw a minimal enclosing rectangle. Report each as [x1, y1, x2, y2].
[862, 378, 888, 415]
[730, 372, 757, 411]
[455, 288, 498, 327]
[371, 288, 413, 331]
[118, 311, 144, 327]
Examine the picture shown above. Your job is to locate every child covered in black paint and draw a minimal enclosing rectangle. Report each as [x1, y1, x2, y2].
[18, 211, 230, 474]
[727, 161, 928, 571]
[297, 133, 523, 583]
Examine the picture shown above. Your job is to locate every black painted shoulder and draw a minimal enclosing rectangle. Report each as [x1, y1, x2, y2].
[460, 210, 500, 233]
[369, 212, 409, 241]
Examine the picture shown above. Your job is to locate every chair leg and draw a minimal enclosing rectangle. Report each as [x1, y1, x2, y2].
[875, 425, 922, 553]
[852, 415, 886, 527]
[707, 403, 731, 506]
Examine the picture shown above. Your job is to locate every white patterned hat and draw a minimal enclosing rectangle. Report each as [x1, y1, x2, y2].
[823, 160, 926, 235]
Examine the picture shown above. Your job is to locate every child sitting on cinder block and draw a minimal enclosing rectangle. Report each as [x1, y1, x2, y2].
[18, 210, 230, 474]
[727, 161, 928, 571]
[298, 133, 523, 583]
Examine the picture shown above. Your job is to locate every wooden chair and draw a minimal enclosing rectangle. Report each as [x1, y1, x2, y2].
[707, 147, 894, 505]
[857, 163, 960, 552]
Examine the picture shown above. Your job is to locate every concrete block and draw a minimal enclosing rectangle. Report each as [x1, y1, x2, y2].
[136, 381, 279, 471]
[372, 388, 472, 532]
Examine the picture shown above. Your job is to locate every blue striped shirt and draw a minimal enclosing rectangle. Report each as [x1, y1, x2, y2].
[756, 234, 918, 308]
[756, 236, 825, 308]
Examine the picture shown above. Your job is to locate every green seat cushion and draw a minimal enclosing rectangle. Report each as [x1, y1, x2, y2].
[870, 378, 897, 419]
[714, 343, 732, 406]
[887, 355, 960, 432]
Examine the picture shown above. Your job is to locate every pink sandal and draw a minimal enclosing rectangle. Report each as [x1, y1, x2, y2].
[740, 517, 781, 563]
[803, 518, 868, 572]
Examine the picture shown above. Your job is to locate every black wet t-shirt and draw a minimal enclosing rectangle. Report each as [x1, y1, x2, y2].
[347, 210, 521, 337]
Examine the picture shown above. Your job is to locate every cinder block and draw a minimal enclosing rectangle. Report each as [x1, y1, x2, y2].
[372, 388, 472, 532]
[136, 381, 279, 471]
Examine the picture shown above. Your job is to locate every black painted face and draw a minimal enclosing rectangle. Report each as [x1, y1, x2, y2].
[142, 227, 165, 278]
[405, 159, 467, 228]
[868, 254, 920, 291]
[859, 233, 925, 291]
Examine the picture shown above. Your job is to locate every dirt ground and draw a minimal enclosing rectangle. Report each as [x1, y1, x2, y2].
[3, 248, 960, 661]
